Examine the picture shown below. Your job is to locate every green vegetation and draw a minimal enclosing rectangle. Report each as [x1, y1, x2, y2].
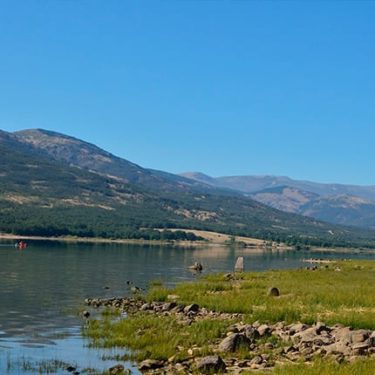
[148, 260, 375, 329]
[84, 260, 375, 374]
[86, 314, 231, 362]
[243, 358, 375, 375]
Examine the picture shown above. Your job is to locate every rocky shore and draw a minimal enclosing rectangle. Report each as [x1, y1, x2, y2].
[84, 296, 375, 374]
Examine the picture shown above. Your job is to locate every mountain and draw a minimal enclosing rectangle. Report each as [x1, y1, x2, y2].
[14, 129, 211, 194]
[181, 173, 375, 229]
[1, 128, 375, 247]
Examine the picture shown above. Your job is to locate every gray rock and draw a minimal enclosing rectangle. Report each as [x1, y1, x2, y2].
[162, 302, 177, 311]
[350, 330, 370, 344]
[139, 359, 164, 370]
[184, 304, 199, 314]
[288, 323, 308, 335]
[109, 364, 125, 374]
[219, 333, 250, 352]
[243, 326, 260, 341]
[257, 324, 270, 337]
[249, 355, 263, 365]
[268, 287, 280, 297]
[140, 303, 152, 311]
[352, 342, 369, 355]
[196, 355, 226, 373]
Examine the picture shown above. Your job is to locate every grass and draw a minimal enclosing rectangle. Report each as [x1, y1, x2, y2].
[242, 358, 375, 375]
[148, 260, 375, 329]
[85, 313, 231, 362]
[84, 260, 375, 373]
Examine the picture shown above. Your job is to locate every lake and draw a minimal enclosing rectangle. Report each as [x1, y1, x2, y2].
[1, 241, 375, 374]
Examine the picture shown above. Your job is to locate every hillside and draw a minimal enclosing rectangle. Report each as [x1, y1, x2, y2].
[1, 129, 375, 247]
[181, 172, 375, 229]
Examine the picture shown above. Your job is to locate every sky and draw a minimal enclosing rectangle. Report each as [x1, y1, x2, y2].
[1, 1, 375, 185]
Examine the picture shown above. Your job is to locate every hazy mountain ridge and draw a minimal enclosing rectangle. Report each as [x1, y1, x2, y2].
[181, 172, 375, 228]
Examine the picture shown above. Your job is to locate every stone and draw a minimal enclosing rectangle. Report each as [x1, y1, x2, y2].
[82, 310, 90, 318]
[288, 323, 308, 335]
[243, 326, 260, 341]
[352, 342, 369, 355]
[234, 257, 244, 272]
[268, 287, 280, 297]
[139, 359, 164, 371]
[189, 262, 203, 271]
[196, 355, 226, 373]
[249, 355, 263, 365]
[108, 364, 125, 374]
[350, 330, 370, 344]
[184, 304, 199, 314]
[257, 324, 270, 337]
[140, 303, 152, 311]
[162, 302, 177, 311]
[315, 322, 330, 334]
[219, 333, 250, 352]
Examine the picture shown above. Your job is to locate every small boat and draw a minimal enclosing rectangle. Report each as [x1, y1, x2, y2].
[15, 241, 27, 250]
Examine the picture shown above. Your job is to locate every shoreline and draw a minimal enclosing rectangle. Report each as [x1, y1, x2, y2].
[84, 260, 375, 374]
[0, 230, 288, 250]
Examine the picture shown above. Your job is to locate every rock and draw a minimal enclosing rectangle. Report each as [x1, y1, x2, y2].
[268, 287, 280, 297]
[350, 329, 370, 344]
[140, 303, 152, 311]
[82, 310, 90, 318]
[139, 359, 164, 371]
[322, 342, 351, 357]
[234, 257, 244, 272]
[315, 322, 330, 334]
[196, 355, 226, 373]
[171, 304, 185, 313]
[293, 327, 318, 344]
[184, 304, 199, 314]
[66, 367, 76, 373]
[249, 355, 263, 365]
[162, 302, 177, 311]
[243, 326, 260, 341]
[257, 324, 270, 337]
[289, 323, 308, 335]
[352, 342, 369, 355]
[189, 262, 203, 271]
[219, 333, 250, 352]
[109, 364, 125, 374]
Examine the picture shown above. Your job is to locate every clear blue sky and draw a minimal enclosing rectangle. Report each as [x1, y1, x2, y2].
[1, 1, 375, 185]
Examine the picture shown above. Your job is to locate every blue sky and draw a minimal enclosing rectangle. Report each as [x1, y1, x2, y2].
[1, 1, 375, 185]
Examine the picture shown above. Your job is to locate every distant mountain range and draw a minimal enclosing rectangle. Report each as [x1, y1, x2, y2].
[180, 172, 375, 229]
[1, 128, 375, 248]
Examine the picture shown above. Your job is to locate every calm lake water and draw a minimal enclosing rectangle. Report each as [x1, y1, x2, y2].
[1, 241, 375, 374]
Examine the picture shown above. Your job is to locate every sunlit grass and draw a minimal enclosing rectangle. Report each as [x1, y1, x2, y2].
[243, 357, 375, 375]
[150, 260, 375, 329]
